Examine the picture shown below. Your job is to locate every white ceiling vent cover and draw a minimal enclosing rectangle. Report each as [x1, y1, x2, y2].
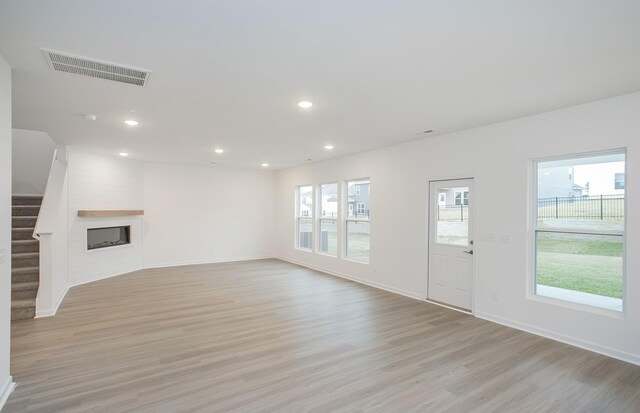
[42, 48, 150, 87]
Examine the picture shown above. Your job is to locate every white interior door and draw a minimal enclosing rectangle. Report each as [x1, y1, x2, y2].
[428, 179, 474, 311]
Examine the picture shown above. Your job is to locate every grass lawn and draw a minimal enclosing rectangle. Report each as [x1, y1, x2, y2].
[346, 232, 370, 262]
[536, 236, 623, 299]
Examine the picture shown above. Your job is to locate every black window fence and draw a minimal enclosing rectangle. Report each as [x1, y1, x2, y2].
[537, 194, 624, 220]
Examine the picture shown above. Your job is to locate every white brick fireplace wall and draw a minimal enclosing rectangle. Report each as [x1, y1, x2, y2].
[67, 149, 144, 285]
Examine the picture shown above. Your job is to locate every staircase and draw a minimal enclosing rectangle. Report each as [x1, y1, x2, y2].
[11, 195, 42, 321]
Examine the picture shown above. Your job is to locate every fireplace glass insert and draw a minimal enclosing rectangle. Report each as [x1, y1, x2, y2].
[87, 226, 131, 250]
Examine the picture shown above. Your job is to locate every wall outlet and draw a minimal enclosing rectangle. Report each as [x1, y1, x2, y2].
[498, 234, 511, 244]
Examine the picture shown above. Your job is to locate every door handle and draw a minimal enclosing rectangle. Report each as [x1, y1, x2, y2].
[463, 250, 474, 255]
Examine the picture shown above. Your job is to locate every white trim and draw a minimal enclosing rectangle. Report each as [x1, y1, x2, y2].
[275, 256, 421, 301]
[68, 266, 145, 288]
[35, 286, 69, 318]
[425, 299, 473, 316]
[11, 193, 44, 197]
[475, 311, 640, 366]
[25, 255, 640, 368]
[0, 377, 15, 412]
[142, 255, 275, 270]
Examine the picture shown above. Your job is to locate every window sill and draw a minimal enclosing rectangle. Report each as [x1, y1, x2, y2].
[343, 257, 370, 265]
[526, 289, 625, 319]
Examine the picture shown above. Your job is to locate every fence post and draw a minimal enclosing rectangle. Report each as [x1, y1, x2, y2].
[600, 195, 604, 220]
[555, 197, 558, 219]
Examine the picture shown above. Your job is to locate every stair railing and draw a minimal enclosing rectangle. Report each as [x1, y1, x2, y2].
[33, 147, 68, 317]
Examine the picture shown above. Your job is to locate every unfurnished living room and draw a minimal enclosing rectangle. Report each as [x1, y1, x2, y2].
[0, 1, 639, 412]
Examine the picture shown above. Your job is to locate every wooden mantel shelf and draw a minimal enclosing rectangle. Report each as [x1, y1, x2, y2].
[77, 210, 144, 218]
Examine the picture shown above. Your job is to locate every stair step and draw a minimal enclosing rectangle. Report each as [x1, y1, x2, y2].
[12, 228, 35, 241]
[12, 282, 39, 300]
[12, 281, 39, 291]
[12, 239, 39, 253]
[12, 252, 39, 268]
[12, 266, 39, 283]
[12, 298, 36, 310]
[11, 306, 36, 321]
[12, 298, 37, 321]
[12, 205, 40, 216]
[12, 195, 43, 206]
[12, 216, 37, 228]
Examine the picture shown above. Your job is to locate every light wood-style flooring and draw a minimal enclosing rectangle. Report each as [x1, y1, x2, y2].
[5, 259, 640, 412]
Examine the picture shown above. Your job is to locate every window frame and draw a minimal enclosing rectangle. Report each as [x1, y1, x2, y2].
[318, 182, 339, 257]
[529, 149, 627, 317]
[295, 184, 314, 252]
[344, 178, 371, 264]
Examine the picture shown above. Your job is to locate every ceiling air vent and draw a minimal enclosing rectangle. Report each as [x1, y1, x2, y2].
[41, 48, 150, 87]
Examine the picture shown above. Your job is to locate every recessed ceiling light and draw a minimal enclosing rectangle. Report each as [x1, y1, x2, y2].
[83, 114, 97, 121]
[324, 145, 334, 150]
[124, 120, 139, 126]
[261, 163, 269, 167]
[297, 101, 313, 109]
[119, 152, 128, 157]
[214, 148, 224, 154]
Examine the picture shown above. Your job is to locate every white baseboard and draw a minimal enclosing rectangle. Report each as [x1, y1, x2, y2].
[68, 266, 145, 288]
[276, 257, 639, 366]
[274, 256, 423, 301]
[32, 256, 640, 367]
[35, 286, 69, 318]
[475, 311, 640, 366]
[0, 376, 15, 412]
[46, 257, 274, 316]
[143, 255, 275, 270]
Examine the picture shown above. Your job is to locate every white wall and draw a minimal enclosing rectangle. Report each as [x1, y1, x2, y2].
[143, 163, 276, 267]
[64, 149, 277, 285]
[67, 149, 144, 285]
[0, 54, 15, 410]
[275, 92, 640, 364]
[11, 129, 56, 195]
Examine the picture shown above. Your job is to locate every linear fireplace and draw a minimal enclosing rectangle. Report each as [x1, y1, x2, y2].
[87, 226, 131, 250]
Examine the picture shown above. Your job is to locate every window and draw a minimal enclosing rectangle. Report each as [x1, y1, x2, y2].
[615, 173, 625, 190]
[454, 190, 469, 206]
[534, 152, 625, 312]
[436, 186, 470, 246]
[296, 185, 313, 250]
[346, 179, 370, 263]
[319, 183, 338, 256]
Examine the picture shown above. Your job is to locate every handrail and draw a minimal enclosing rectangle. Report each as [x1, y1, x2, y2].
[33, 148, 67, 239]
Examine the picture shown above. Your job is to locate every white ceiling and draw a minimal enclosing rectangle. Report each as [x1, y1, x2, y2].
[1, 0, 640, 169]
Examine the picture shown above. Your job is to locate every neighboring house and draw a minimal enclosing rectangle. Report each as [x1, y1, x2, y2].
[299, 188, 313, 217]
[437, 188, 469, 206]
[348, 182, 370, 218]
[538, 166, 583, 198]
[579, 161, 625, 196]
[321, 195, 338, 218]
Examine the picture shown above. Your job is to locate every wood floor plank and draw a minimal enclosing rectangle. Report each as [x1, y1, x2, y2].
[4, 258, 640, 412]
